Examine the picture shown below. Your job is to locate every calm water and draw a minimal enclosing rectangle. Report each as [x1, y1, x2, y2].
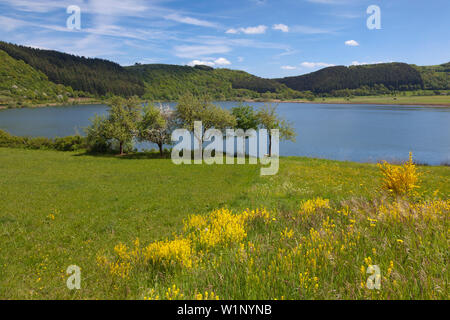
[1, 102, 449, 165]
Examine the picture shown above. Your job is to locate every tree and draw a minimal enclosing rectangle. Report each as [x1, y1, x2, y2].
[231, 104, 259, 131]
[256, 103, 296, 156]
[175, 93, 236, 139]
[84, 114, 110, 153]
[103, 96, 142, 155]
[138, 103, 175, 157]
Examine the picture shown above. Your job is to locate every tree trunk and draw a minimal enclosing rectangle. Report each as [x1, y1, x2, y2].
[119, 141, 124, 155]
[158, 143, 163, 158]
[268, 134, 272, 157]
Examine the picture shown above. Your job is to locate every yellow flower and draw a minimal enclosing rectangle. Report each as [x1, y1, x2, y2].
[280, 227, 294, 240]
[300, 198, 331, 215]
[377, 152, 419, 196]
[195, 291, 219, 300]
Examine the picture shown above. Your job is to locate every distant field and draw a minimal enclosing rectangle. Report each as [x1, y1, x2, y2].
[0, 148, 448, 299]
[318, 95, 450, 106]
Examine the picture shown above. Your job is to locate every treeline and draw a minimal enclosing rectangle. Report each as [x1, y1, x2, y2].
[1, 41, 448, 103]
[126, 64, 304, 101]
[0, 129, 85, 151]
[85, 94, 296, 156]
[0, 41, 144, 97]
[276, 63, 424, 94]
[414, 62, 450, 90]
[0, 50, 76, 107]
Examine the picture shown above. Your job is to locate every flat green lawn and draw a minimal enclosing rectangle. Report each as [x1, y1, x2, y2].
[318, 95, 450, 106]
[0, 148, 448, 299]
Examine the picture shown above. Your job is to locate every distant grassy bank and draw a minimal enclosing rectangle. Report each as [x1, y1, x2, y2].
[244, 94, 450, 106]
[0, 98, 103, 110]
[315, 94, 450, 106]
[0, 148, 448, 299]
[2, 92, 449, 110]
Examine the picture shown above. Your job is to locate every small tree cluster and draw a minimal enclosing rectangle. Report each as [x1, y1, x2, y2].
[85, 94, 296, 156]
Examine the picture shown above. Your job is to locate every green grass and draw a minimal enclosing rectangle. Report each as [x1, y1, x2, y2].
[318, 95, 450, 106]
[0, 148, 448, 299]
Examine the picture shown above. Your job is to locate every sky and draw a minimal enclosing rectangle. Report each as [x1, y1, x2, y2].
[0, 0, 449, 78]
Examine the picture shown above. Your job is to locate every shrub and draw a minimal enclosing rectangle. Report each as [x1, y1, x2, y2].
[0, 129, 85, 151]
[377, 152, 420, 196]
[53, 136, 85, 151]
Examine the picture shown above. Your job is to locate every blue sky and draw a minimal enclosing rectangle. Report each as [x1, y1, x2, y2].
[0, 0, 449, 78]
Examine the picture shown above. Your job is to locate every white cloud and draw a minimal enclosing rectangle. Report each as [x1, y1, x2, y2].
[300, 62, 335, 68]
[281, 65, 297, 70]
[165, 13, 218, 28]
[0, 15, 28, 31]
[187, 60, 215, 67]
[187, 57, 231, 67]
[225, 25, 267, 35]
[351, 61, 387, 66]
[3, 0, 154, 16]
[174, 45, 231, 58]
[345, 40, 359, 46]
[0, 0, 67, 13]
[273, 24, 289, 32]
[214, 57, 231, 65]
[226, 28, 239, 34]
[240, 25, 268, 34]
[23, 34, 124, 59]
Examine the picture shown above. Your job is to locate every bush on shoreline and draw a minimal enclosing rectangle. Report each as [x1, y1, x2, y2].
[0, 129, 85, 151]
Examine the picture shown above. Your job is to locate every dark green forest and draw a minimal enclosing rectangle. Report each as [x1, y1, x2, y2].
[0, 41, 448, 106]
[0, 50, 74, 107]
[276, 63, 426, 94]
[0, 41, 145, 97]
[414, 62, 450, 90]
[126, 63, 302, 100]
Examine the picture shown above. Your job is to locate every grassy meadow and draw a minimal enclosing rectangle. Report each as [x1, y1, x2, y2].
[317, 94, 450, 106]
[0, 147, 448, 299]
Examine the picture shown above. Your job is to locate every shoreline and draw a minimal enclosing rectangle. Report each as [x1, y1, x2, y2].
[0, 98, 103, 110]
[242, 98, 450, 107]
[1, 97, 449, 110]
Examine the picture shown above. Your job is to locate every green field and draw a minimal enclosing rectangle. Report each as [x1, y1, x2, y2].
[0, 148, 448, 299]
[317, 94, 450, 106]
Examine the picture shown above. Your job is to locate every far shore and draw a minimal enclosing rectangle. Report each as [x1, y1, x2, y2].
[243, 95, 450, 107]
[1, 95, 449, 110]
[0, 98, 103, 110]
[243, 99, 450, 107]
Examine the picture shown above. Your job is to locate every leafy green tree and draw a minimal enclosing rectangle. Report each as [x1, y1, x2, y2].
[138, 104, 175, 157]
[257, 103, 296, 156]
[85, 114, 110, 153]
[175, 93, 236, 134]
[102, 96, 142, 155]
[231, 104, 259, 131]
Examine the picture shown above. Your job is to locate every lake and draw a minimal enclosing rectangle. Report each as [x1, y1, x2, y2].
[1, 102, 449, 165]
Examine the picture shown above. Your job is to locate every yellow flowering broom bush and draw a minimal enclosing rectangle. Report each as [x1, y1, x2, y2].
[377, 152, 420, 196]
[97, 237, 194, 279]
[185, 208, 273, 249]
[299, 197, 331, 216]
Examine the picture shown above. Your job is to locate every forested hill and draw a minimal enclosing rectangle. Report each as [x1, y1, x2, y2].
[0, 41, 448, 102]
[0, 41, 145, 97]
[0, 49, 74, 107]
[276, 63, 425, 93]
[126, 64, 298, 100]
[413, 62, 450, 90]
